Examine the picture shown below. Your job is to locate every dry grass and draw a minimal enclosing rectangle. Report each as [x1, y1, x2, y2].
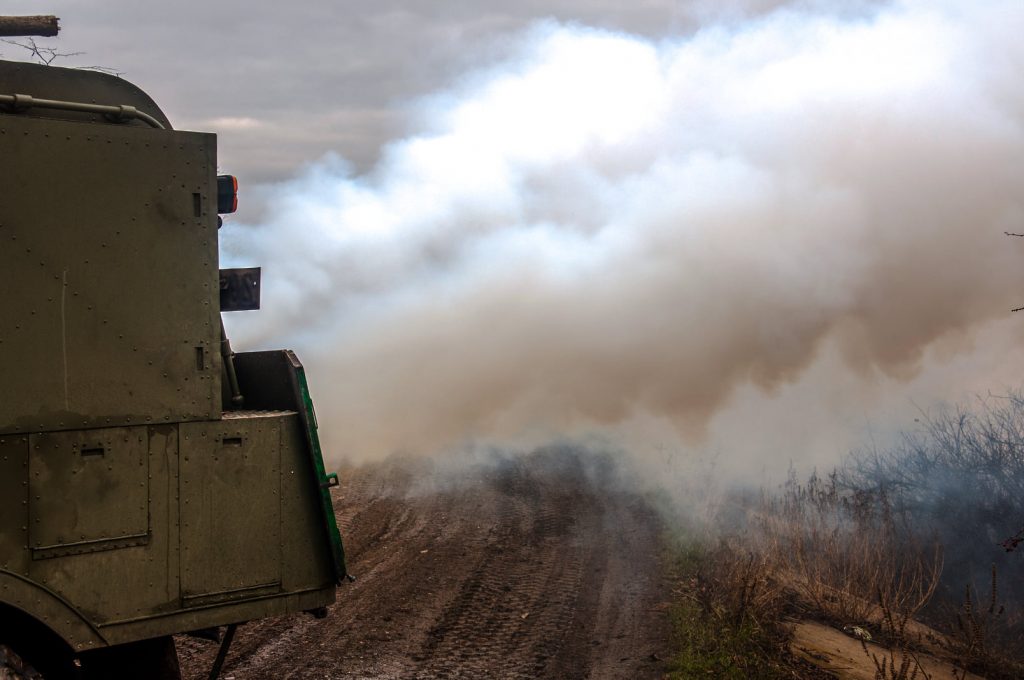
[861, 637, 931, 680]
[840, 394, 1024, 677]
[669, 392, 1024, 677]
[693, 542, 787, 627]
[931, 565, 1024, 679]
[669, 469, 945, 677]
[751, 471, 943, 632]
[666, 536, 829, 679]
[686, 466, 1024, 678]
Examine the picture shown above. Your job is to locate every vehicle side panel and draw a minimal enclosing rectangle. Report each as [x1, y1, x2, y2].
[0, 115, 221, 436]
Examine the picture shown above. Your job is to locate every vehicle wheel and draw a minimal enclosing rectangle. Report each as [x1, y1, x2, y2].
[0, 606, 77, 679]
[0, 643, 44, 679]
[78, 636, 181, 680]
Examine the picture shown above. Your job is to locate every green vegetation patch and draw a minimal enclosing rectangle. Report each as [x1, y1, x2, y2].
[664, 537, 830, 680]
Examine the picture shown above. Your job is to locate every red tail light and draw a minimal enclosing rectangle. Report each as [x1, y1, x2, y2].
[217, 175, 238, 214]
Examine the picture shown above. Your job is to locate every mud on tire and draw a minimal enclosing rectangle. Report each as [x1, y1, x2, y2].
[0, 644, 43, 680]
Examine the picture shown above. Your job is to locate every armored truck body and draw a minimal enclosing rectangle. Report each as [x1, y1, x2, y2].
[0, 59, 346, 678]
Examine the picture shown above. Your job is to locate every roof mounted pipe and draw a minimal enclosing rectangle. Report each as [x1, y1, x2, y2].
[0, 92, 165, 129]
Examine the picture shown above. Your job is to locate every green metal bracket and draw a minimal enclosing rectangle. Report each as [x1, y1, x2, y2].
[285, 351, 348, 585]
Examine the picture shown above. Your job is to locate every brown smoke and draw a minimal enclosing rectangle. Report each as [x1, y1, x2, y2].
[223, 2, 1024, 471]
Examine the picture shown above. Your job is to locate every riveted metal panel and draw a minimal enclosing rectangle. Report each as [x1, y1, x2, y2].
[0, 437, 28, 575]
[279, 416, 334, 591]
[94, 586, 334, 648]
[0, 115, 221, 436]
[0, 60, 172, 129]
[28, 427, 149, 558]
[27, 425, 180, 624]
[179, 419, 281, 603]
[0, 572, 107, 652]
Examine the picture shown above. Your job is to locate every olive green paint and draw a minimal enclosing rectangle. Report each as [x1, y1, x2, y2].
[0, 60, 344, 652]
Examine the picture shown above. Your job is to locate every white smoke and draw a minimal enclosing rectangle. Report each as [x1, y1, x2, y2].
[222, 0, 1024, 476]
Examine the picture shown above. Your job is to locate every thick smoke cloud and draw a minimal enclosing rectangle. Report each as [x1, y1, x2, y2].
[223, 0, 1024, 472]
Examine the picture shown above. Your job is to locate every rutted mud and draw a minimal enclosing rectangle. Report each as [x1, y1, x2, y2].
[176, 448, 671, 679]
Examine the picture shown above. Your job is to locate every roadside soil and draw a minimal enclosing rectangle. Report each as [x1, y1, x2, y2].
[176, 447, 673, 679]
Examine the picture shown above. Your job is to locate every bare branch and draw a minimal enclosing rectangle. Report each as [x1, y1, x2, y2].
[76, 65, 124, 77]
[0, 38, 118, 75]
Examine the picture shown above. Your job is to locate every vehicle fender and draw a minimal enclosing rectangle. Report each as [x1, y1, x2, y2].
[0, 569, 107, 652]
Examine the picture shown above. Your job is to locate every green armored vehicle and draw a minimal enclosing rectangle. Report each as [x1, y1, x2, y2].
[0, 58, 347, 678]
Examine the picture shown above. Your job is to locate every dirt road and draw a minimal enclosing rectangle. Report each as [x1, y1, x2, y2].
[177, 448, 672, 679]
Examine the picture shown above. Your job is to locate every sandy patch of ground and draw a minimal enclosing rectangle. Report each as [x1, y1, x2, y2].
[791, 620, 983, 680]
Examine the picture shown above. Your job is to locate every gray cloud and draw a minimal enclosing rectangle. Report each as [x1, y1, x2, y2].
[2, 1, 887, 192]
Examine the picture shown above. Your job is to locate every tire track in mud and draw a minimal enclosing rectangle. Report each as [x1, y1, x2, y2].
[411, 459, 589, 679]
[177, 449, 671, 679]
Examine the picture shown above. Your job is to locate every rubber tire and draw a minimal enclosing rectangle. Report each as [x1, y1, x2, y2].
[77, 636, 181, 680]
[0, 643, 44, 679]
